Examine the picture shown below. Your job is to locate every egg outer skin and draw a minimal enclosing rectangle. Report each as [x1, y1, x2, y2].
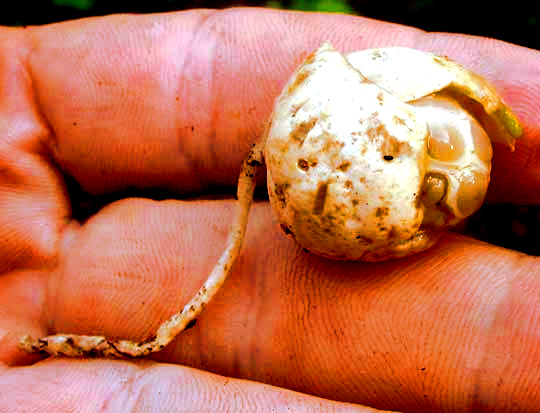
[346, 47, 522, 148]
[265, 43, 440, 261]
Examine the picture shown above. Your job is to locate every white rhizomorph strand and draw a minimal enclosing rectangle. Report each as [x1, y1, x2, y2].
[19, 140, 265, 357]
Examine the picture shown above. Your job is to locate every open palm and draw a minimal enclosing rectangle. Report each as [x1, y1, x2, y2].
[1, 8, 539, 412]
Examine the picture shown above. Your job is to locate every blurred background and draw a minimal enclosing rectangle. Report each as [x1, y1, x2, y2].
[1, 0, 539, 255]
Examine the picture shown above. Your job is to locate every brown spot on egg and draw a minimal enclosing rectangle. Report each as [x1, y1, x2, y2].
[355, 234, 373, 244]
[287, 68, 312, 95]
[290, 100, 307, 118]
[297, 158, 309, 171]
[313, 182, 329, 215]
[303, 49, 318, 66]
[280, 224, 293, 235]
[393, 115, 408, 128]
[371, 49, 385, 60]
[387, 226, 398, 240]
[338, 161, 351, 172]
[366, 123, 386, 142]
[432, 55, 452, 67]
[322, 134, 345, 153]
[376, 207, 389, 218]
[365, 114, 412, 160]
[274, 183, 290, 206]
[381, 133, 412, 161]
[290, 118, 317, 144]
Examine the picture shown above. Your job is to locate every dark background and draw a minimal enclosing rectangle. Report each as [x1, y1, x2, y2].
[2, 0, 539, 255]
[2, 0, 538, 50]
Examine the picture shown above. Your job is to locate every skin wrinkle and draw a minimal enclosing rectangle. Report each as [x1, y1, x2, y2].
[446, 241, 516, 411]
[251, 231, 333, 395]
[24, 33, 59, 159]
[202, 11, 228, 185]
[472, 253, 540, 410]
[0, 30, 68, 273]
[199, 9, 267, 189]
[332, 263, 407, 405]
[190, 9, 269, 190]
[243, 218, 283, 382]
[192, 204, 267, 380]
[279, 247, 316, 391]
[23, 25, 88, 190]
[176, 10, 217, 193]
[229, 246, 257, 380]
[204, 13, 229, 190]
[21, 14, 202, 196]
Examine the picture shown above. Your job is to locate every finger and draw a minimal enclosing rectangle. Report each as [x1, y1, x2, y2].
[0, 359, 391, 412]
[6, 201, 540, 411]
[0, 143, 70, 273]
[2, 9, 538, 201]
[2, 11, 537, 272]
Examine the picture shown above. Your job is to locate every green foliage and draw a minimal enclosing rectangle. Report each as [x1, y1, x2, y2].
[410, 0, 435, 11]
[267, 0, 355, 14]
[52, 0, 95, 11]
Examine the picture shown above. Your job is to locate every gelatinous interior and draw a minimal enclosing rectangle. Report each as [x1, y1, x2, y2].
[456, 171, 488, 217]
[414, 96, 466, 162]
[427, 123, 465, 162]
[412, 94, 493, 225]
[470, 120, 493, 163]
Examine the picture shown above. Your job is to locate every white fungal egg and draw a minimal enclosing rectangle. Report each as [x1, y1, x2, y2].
[264, 43, 522, 261]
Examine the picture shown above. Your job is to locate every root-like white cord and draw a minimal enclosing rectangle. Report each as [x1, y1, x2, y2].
[19, 140, 265, 358]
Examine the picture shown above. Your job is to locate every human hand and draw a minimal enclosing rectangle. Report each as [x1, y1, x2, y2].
[1, 8, 539, 412]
